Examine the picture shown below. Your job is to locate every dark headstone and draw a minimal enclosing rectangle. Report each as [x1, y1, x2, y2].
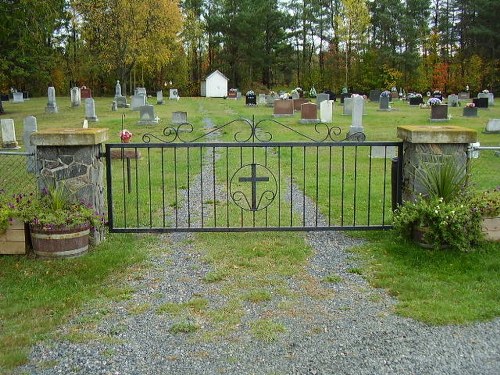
[473, 98, 488, 108]
[369, 90, 381, 102]
[245, 94, 256, 106]
[409, 97, 423, 105]
[324, 90, 337, 101]
[0, 94, 9, 101]
[340, 93, 351, 104]
[0, 100, 4, 114]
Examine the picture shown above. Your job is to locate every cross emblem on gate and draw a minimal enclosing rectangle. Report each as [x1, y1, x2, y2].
[238, 163, 270, 211]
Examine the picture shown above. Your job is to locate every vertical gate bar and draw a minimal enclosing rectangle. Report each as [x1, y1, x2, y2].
[341, 146, 345, 226]
[353, 146, 358, 226]
[161, 148, 166, 228]
[315, 146, 319, 227]
[328, 146, 332, 227]
[105, 145, 114, 230]
[212, 146, 217, 228]
[200, 146, 204, 228]
[173, 147, 178, 228]
[290, 146, 294, 227]
[225, 147, 229, 228]
[367, 145, 373, 226]
[121, 150, 127, 228]
[278, 146, 281, 228]
[265, 146, 269, 227]
[382, 147, 388, 225]
[239, 147, 243, 227]
[148, 147, 153, 227]
[126, 157, 132, 194]
[302, 146, 306, 227]
[187, 147, 191, 228]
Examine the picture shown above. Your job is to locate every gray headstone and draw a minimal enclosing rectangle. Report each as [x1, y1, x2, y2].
[157, 90, 164, 104]
[1, 119, 19, 148]
[135, 87, 147, 96]
[370, 146, 398, 159]
[115, 80, 122, 97]
[369, 90, 381, 102]
[379, 96, 390, 111]
[351, 95, 364, 128]
[447, 94, 459, 107]
[131, 94, 147, 111]
[138, 105, 159, 125]
[291, 92, 300, 100]
[45, 86, 58, 113]
[70, 87, 81, 107]
[85, 98, 98, 122]
[12, 92, 24, 103]
[316, 93, 330, 107]
[343, 98, 353, 115]
[111, 101, 117, 111]
[169, 89, 179, 100]
[116, 96, 128, 108]
[172, 111, 188, 124]
[258, 94, 266, 105]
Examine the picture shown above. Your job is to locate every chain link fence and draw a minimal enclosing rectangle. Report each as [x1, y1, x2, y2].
[0, 151, 37, 198]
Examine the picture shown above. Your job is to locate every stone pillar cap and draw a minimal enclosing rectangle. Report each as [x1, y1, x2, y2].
[31, 128, 109, 146]
[397, 125, 477, 143]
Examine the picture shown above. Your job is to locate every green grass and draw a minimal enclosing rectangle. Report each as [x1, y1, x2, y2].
[0, 233, 151, 370]
[352, 231, 500, 324]
[1, 96, 499, 371]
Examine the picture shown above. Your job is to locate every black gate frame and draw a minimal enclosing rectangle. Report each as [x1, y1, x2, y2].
[105, 117, 403, 233]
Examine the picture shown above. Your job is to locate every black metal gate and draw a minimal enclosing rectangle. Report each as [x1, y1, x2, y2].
[105, 118, 403, 233]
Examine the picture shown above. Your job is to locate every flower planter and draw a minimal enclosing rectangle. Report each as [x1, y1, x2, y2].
[430, 105, 449, 121]
[0, 218, 27, 255]
[463, 107, 478, 117]
[30, 224, 90, 259]
[482, 216, 500, 242]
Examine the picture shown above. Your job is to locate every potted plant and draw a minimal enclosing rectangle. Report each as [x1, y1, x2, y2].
[12, 182, 104, 258]
[428, 97, 448, 121]
[471, 188, 500, 241]
[463, 102, 477, 117]
[393, 156, 484, 251]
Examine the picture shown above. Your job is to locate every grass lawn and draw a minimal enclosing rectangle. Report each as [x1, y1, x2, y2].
[0, 95, 499, 371]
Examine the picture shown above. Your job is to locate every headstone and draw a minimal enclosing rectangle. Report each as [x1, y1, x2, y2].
[430, 105, 449, 121]
[369, 146, 398, 159]
[409, 96, 423, 105]
[340, 93, 350, 104]
[378, 96, 391, 111]
[369, 90, 381, 102]
[447, 94, 459, 107]
[273, 100, 294, 117]
[473, 97, 488, 108]
[172, 111, 188, 124]
[0, 119, 19, 148]
[157, 90, 164, 105]
[319, 100, 334, 123]
[299, 103, 319, 124]
[116, 96, 128, 108]
[23, 116, 37, 172]
[45, 86, 58, 113]
[82, 119, 89, 128]
[316, 93, 330, 107]
[237, 91, 242, 99]
[293, 98, 309, 111]
[80, 87, 92, 99]
[291, 92, 300, 100]
[0, 100, 4, 114]
[245, 93, 257, 106]
[484, 119, 500, 134]
[135, 87, 147, 96]
[138, 105, 159, 125]
[265, 95, 277, 107]
[227, 89, 237, 99]
[12, 92, 24, 103]
[169, 88, 179, 100]
[343, 98, 353, 115]
[458, 92, 470, 100]
[71, 87, 81, 107]
[258, 94, 266, 105]
[347, 96, 365, 139]
[479, 92, 495, 106]
[131, 94, 147, 111]
[84, 98, 98, 122]
[111, 101, 117, 111]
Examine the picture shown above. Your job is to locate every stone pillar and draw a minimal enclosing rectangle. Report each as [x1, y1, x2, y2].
[30, 128, 109, 243]
[397, 125, 477, 202]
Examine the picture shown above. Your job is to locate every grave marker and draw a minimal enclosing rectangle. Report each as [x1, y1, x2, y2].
[0, 119, 19, 148]
[138, 105, 159, 125]
[169, 89, 179, 100]
[84, 98, 98, 122]
[71, 87, 81, 107]
[343, 97, 353, 115]
[273, 100, 294, 117]
[447, 94, 459, 107]
[23, 116, 37, 172]
[319, 100, 334, 123]
[484, 119, 500, 134]
[299, 103, 319, 123]
[45, 86, 58, 113]
[157, 90, 164, 105]
[12, 92, 24, 103]
[131, 94, 147, 111]
[172, 111, 188, 124]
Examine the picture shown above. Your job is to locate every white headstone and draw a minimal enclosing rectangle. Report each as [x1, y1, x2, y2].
[138, 105, 159, 125]
[485, 119, 500, 133]
[157, 90, 164, 105]
[135, 87, 147, 96]
[82, 119, 89, 128]
[258, 94, 266, 105]
[70, 87, 81, 107]
[45, 86, 58, 113]
[447, 94, 459, 107]
[347, 96, 365, 139]
[111, 101, 117, 111]
[169, 89, 179, 100]
[12, 92, 24, 103]
[85, 98, 98, 122]
[319, 100, 334, 123]
[131, 94, 147, 111]
[172, 111, 188, 124]
[1, 119, 19, 148]
[23, 116, 37, 172]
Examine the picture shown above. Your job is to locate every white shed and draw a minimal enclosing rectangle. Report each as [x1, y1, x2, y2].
[201, 70, 229, 98]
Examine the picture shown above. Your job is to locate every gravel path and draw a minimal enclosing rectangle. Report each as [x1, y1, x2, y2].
[13, 120, 500, 375]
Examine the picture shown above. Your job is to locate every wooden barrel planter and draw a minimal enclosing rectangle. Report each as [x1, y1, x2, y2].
[30, 224, 90, 259]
